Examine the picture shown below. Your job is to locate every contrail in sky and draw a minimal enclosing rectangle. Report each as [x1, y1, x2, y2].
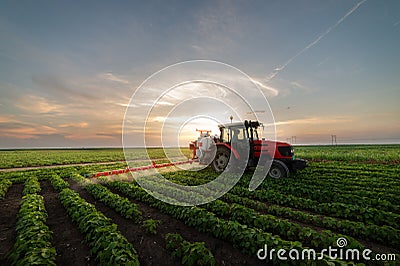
[265, 0, 367, 82]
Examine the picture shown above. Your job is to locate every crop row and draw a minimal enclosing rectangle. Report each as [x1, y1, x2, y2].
[236, 172, 400, 212]
[164, 166, 400, 206]
[298, 161, 399, 176]
[296, 171, 400, 192]
[256, 166, 400, 196]
[222, 193, 400, 248]
[310, 163, 399, 174]
[165, 167, 398, 201]
[0, 178, 12, 199]
[0, 149, 125, 169]
[58, 187, 140, 265]
[128, 175, 366, 251]
[205, 200, 365, 251]
[103, 180, 344, 265]
[70, 174, 142, 223]
[258, 175, 400, 206]
[310, 160, 400, 171]
[22, 176, 41, 195]
[249, 177, 399, 213]
[295, 145, 400, 163]
[8, 190, 56, 265]
[230, 185, 399, 228]
[0, 148, 192, 169]
[304, 165, 400, 181]
[149, 169, 400, 247]
[49, 173, 70, 192]
[297, 177, 400, 196]
[103, 180, 297, 253]
[165, 233, 215, 266]
[291, 176, 400, 200]
[164, 170, 399, 228]
[150, 170, 400, 231]
[4, 170, 48, 185]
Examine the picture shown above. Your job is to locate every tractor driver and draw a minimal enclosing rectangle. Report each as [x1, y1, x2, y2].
[232, 129, 240, 143]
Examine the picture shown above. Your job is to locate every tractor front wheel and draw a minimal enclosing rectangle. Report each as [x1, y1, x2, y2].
[211, 147, 230, 173]
[268, 160, 290, 178]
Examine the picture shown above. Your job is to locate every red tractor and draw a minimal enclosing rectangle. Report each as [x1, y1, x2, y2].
[190, 120, 307, 178]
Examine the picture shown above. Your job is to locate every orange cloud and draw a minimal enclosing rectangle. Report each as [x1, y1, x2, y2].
[274, 116, 354, 126]
[1, 125, 58, 139]
[15, 95, 63, 114]
[59, 122, 89, 128]
[65, 133, 117, 140]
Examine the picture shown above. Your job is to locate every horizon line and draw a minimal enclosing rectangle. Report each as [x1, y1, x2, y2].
[1, 142, 400, 150]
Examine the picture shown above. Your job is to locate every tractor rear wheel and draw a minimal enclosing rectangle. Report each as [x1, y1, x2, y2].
[268, 160, 290, 178]
[211, 146, 230, 173]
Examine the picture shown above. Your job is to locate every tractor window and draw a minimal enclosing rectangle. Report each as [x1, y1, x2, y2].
[230, 127, 246, 142]
[253, 129, 259, 140]
[220, 128, 229, 142]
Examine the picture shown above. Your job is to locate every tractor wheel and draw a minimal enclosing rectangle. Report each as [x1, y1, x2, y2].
[211, 146, 230, 173]
[268, 160, 290, 178]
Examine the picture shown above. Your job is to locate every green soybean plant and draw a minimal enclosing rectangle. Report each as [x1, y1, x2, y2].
[142, 219, 162, 235]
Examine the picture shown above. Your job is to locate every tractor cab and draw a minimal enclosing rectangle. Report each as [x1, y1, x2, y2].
[217, 120, 264, 166]
[218, 120, 261, 143]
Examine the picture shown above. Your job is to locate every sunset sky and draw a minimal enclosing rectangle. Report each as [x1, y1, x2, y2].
[1, 0, 399, 148]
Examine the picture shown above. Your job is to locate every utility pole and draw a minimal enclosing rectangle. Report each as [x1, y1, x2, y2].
[291, 136, 296, 145]
[331, 135, 337, 146]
